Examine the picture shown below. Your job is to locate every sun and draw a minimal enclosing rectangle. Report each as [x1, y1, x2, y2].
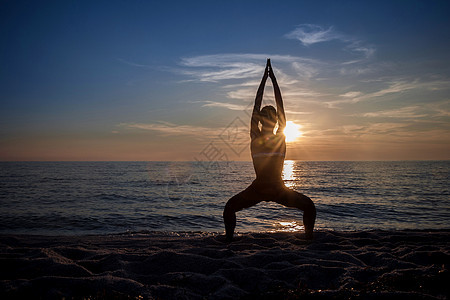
[283, 121, 302, 142]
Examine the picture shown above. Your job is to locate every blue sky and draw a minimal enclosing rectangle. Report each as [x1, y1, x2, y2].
[1, 0, 449, 160]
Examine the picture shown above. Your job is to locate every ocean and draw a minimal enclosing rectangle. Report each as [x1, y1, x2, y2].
[0, 161, 449, 235]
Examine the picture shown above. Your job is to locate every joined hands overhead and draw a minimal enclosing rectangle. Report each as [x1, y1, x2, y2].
[266, 58, 276, 80]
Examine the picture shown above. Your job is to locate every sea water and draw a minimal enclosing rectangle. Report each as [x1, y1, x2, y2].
[0, 161, 449, 235]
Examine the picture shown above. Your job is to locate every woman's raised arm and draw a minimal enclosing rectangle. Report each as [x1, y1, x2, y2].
[250, 61, 269, 138]
[268, 60, 286, 132]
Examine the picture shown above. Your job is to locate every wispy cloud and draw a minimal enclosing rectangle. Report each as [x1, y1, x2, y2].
[284, 24, 342, 46]
[198, 100, 312, 116]
[361, 100, 450, 121]
[177, 53, 325, 119]
[328, 123, 413, 139]
[341, 91, 364, 98]
[119, 121, 222, 137]
[344, 123, 450, 142]
[178, 53, 326, 106]
[201, 101, 250, 111]
[177, 25, 378, 94]
[285, 24, 375, 60]
[301, 122, 418, 142]
[325, 78, 450, 108]
[361, 123, 410, 136]
[347, 44, 375, 59]
[368, 79, 450, 99]
[370, 80, 418, 97]
[428, 100, 450, 117]
[181, 53, 310, 67]
[179, 53, 318, 83]
[175, 27, 449, 147]
[363, 106, 427, 118]
[322, 91, 363, 108]
[226, 88, 256, 100]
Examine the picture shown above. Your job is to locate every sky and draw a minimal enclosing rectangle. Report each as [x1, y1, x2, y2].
[1, 0, 449, 161]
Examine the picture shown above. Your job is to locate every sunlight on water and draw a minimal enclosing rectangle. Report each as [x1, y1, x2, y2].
[0, 161, 448, 234]
[271, 221, 304, 232]
[282, 160, 296, 188]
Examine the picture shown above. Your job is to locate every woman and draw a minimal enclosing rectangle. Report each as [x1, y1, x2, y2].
[223, 59, 316, 241]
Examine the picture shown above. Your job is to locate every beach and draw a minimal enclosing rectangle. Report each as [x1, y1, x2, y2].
[1, 230, 448, 299]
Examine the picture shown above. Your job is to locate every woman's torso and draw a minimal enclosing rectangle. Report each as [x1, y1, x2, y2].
[250, 132, 286, 183]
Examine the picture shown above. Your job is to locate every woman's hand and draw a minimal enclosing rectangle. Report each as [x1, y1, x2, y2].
[267, 59, 276, 79]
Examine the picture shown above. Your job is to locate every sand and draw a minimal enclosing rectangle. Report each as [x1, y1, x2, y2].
[1, 230, 449, 299]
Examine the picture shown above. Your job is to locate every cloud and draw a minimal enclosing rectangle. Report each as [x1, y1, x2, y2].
[177, 25, 378, 89]
[334, 123, 411, 139]
[349, 44, 375, 59]
[285, 110, 313, 116]
[363, 106, 427, 118]
[322, 91, 363, 108]
[285, 24, 375, 57]
[283, 89, 327, 98]
[178, 53, 324, 100]
[199, 100, 312, 116]
[179, 53, 320, 83]
[285, 24, 377, 77]
[177, 53, 325, 119]
[226, 89, 256, 100]
[179, 55, 261, 82]
[428, 100, 450, 117]
[364, 123, 410, 135]
[341, 91, 364, 98]
[325, 78, 450, 109]
[119, 121, 222, 137]
[291, 61, 321, 79]
[301, 122, 416, 141]
[365, 79, 450, 100]
[370, 80, 418, 97]
[284, 24, 341, 46]
[176, 28, 449, 134]
[181, 53, 307, 67]
[201, 101, 250, 111]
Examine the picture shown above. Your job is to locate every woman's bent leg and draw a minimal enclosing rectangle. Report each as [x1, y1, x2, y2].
[223, 195, 239, 242]
[223, 187, 260, 242]
[275, 189, 316, 239]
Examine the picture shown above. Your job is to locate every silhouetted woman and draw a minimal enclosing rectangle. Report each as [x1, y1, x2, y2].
[223, 59, 316, 241]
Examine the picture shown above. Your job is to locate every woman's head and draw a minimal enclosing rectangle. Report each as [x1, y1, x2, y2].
[260, 105, 277, 129]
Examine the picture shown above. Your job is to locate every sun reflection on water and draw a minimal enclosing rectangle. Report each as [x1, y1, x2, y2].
[282, 160, 296, 188]
[272, 161, 303, 232]
[272, 221, 304, 232]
